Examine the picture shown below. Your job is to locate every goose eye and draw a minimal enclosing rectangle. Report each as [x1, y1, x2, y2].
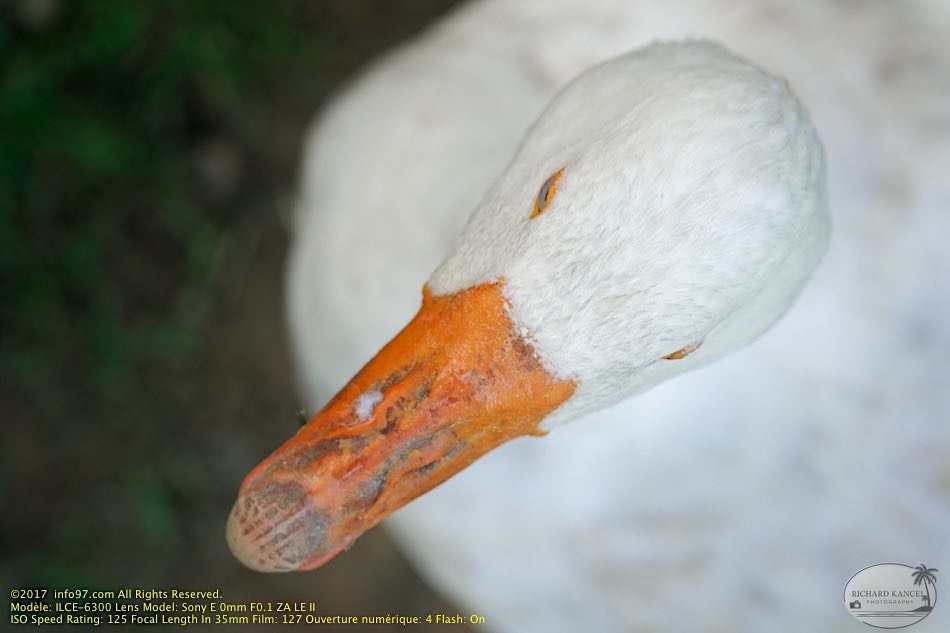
[530, 168, 564, 219]
[663, 340, 703, 360]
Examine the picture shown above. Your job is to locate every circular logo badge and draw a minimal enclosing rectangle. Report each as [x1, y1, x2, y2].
[844, 562, 939, 629]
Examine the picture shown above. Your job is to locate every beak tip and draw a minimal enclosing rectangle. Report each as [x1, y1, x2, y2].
[226, 481, 328, 573]
[226, 500, 281, 573]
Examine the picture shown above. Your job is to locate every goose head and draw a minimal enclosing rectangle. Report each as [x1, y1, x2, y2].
[227, 41, 828, 573]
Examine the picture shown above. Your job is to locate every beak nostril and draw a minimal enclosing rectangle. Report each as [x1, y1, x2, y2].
[226, 480, 327, 573]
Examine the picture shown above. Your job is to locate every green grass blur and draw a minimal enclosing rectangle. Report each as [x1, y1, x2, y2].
[0, 0, 333, 590]
[1, 1, 315, 402]
[1, 3, 468, 621]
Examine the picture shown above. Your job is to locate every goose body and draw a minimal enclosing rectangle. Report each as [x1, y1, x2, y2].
[276, 1, 950, 631]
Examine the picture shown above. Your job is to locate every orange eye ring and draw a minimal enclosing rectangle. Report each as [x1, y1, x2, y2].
[530, 168, 564, 219]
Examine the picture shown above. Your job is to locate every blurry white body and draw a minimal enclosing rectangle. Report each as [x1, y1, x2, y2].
[288, 1, 950, 631]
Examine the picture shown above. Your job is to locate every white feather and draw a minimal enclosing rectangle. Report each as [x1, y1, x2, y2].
[287, 1, 950, 632]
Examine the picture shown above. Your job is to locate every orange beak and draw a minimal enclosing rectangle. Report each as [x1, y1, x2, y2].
[227, 281, 575, 572]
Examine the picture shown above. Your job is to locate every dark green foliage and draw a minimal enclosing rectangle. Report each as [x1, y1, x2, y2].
[1, 1, 468, 615]
[0, 1, 312, 399]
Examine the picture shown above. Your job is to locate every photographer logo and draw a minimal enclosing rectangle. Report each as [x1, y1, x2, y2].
[844, 562, 938, 629]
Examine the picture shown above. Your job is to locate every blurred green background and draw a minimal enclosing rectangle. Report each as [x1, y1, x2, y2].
[0, 0, 470, 629]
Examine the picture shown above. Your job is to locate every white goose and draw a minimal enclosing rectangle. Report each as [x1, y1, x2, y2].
[230, 2, 950, 631]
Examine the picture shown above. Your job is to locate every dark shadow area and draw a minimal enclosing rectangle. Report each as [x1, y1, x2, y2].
[1, 1, 472, 629]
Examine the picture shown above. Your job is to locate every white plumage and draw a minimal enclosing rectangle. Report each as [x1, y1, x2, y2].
[287, 1, 950, 631]
[427, 41, 828, 427]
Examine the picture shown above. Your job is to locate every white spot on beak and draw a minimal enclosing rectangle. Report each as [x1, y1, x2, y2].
[353, 390, 383, 421]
